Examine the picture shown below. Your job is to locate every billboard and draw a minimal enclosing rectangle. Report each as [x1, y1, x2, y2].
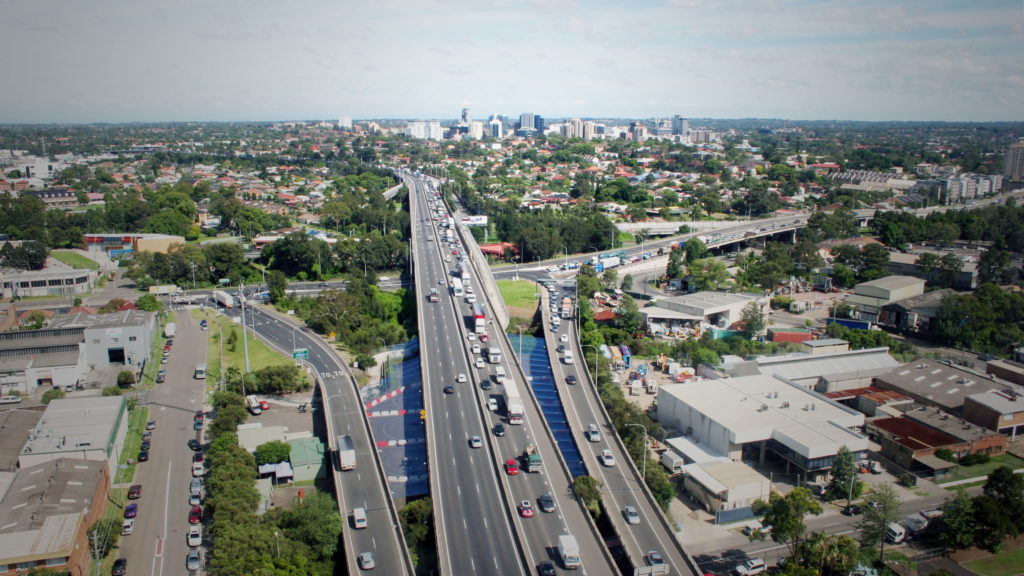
[462, 215, 489, 226]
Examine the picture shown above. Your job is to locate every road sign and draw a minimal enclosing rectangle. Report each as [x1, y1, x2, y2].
[292, 348, 308, 359]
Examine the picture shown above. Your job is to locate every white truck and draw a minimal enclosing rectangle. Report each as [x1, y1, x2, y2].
[336, 434, 357, 471]
[563, 349, 574, 365]
[598, 256, 621, 270]
[164, 323, 176, 338]
[557, 534, 581, 570]
[661, 451, 685, 475]
[904, 509, 944, 539]
[503, 378, 524, 425]
[212, 290, 235, 308]
[245, 395, 262, 415]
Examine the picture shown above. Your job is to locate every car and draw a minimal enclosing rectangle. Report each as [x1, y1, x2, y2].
[734, 558, 766, 576]
[600, 449, 616, 467]
[194, 410, 204, 423]
[471, 344, 481, 354]
[456, 373, 467, 383]
[487, 398, 498, 411]
[842, 505, 863, 516]
[560, 334, 569, 343]
[475, 358, 485, 369]
[193, 421, 203, 430]
[624, 505, 641, 525]
[111, 558, 127, 576]
[142, 431, 152, 441]
[137, 450, 149, 462]
[124, 504, 138, 519]
[438, 278, 445, 285]
[443, 384, 454, 395]
[519, 500, 535, 518]
[192, 451, 204, 463]
[539, 560, 557, 576]
[358, 551, 376, 570]
[0, 395, 23, 404]
[128, 484, 142, 499]
[156, 373, 166, 383]
[190, 491, 201, 506]
[539, 493, 556, 513]
[648, 551, 665, 566]
[121, 518, 135, 536]
[192, 462, 205, 477]
[566, 374, 577, 385]
[480, 379, 492, 390]
[505, 459, 519, 475]
[190, 478, 202, 493]
[161, 356, 168, 364]
[480, 334, 490, 343]
[189, 505, 202, 524]
[188, 439, 201, 451]
[164, 345, 171, 352]
[469, 435, 482, 448]
[467, 333, 476, 341]
[259, 400, 270, 411]
[140, 440, 150, 451]
[493, 423, 506, 437]
[146, 420, 156, 430]
[452, 250, 458, 255]
[187, 548, 201, 571]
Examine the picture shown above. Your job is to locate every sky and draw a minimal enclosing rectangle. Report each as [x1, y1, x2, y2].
[1, 0, 1022, 123]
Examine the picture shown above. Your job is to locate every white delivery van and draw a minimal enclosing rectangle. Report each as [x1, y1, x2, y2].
[352, 507, 367, 529]
[563, 349, 574, 365]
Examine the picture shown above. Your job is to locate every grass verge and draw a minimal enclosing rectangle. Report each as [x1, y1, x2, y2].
[496, 279, 539, 310]
[51, 250, 100, 269]
[963, 548, 1024, 576]
[939, 453, 1024, 484]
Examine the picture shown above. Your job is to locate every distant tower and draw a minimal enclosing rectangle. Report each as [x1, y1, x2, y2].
[338, 117, 352, 130]
[518, 113, 535, 131]
[672, 115, 689, 136]
[461, 108, 472, 126]
[489, 118, 503, 139]
[1006, 141, 1024, 183]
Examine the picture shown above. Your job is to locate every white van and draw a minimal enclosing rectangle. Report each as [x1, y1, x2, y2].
[563, 349, 574, 365]
[121, 519, 135, 536]
[352, 507, 367, 529]
[884, 522, 906, 543]
[495, 366, 506, 383]
[587, 424, 600, 442]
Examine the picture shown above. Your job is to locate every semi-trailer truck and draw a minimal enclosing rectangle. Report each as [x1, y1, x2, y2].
[212, 290, 235, 308]
[503, 379, 524, 425]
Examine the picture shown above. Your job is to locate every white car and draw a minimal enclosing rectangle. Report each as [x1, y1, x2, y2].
[187, 549, 201, 572]
[456, 373, 467, 383]
[487, 398, 498, 411]
[600, 449, 615, 467]
[187, 525, 202, 547]
[735, 558, 766, 576]
[475, 358, 485, 369]
[469, 435, 482, 448]
[624, 506, 640, 525]
[560, 334, 569, 343]
[471, 344, 481, 354]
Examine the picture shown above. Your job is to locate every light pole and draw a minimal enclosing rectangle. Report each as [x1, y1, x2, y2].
[582, 344, 601, 382]
[625, 423, 648, 482]
[562, 245, 568, 270]
[377, 337, 389, 388]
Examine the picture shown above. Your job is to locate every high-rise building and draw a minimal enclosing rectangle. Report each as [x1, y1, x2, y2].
[470, 121, 484, 140]
[1006, 141, 1024, 183]
[672, 115, 689, 136]
[630, 121, 647, 142]
[582, 121, 595, 141]
[489, 118, 503, 139]
[406, 120, 442, 141]
[535, 115, 545, 134]
[518, 112, 535, 131]
[461, 108, 472, 126]
[338, 117, 353, 130]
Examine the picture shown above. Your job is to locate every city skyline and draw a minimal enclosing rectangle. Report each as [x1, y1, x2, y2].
[1, 0, 1022, 124]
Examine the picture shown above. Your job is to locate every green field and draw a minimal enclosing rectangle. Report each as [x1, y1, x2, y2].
[940, 453, 1024, 484]
[51, 250, 100, 269]
[497, 279, 539, 310]
[192, 307, 310, 389]
[964, 548, 1024, 576]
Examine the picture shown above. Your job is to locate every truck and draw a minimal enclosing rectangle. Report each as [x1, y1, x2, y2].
[164, 323, 176, 339]
[495, 365, 506, 384]
[660, 451, 685, 475]
[451, 277, 464, 297]
[245, 395, 262, 415]
[599, 256, 621, 270]
[336, 434, 357, 471]
[446, 216, 455, 228]
[557, 534, 581, 570]
[563, 349, 574, 365]
[148, 284, 182, 296]
[445, 228, 454, 242]
[523, 444, 542, 472]
[428, 288, 440, 303]
[473, 302, 487, 333]
[460, 264, 471, 283]
[212, 290, 235, 308]
[884, 522, 907, 544]
[561, 297, 573, 319]
[503, 378, 524, 425]
[486, 347, 501, 364]
[904, 509, 944, 539]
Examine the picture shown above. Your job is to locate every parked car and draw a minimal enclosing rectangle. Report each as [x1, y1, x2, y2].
[137, 450, 149, 462]
[111, 558, 127, 576]
[187, 549, 200, 571]
[146, 420, 157, 430]
[187, 525, 202, 547]
[842, 505, 863, 516]
[188, 505, 202, 524]
[124, 504, 138, 519]
[734, 558, 767, 576]
[188, 439, 201, 451]
[128, 485, 142, 499]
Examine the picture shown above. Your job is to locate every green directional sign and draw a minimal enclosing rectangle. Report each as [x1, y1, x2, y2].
[292, 348, 309, 359]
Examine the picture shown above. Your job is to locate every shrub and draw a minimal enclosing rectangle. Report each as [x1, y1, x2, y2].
[41, 388, 65, 404]
[899, 473, 917, 488]
[958, 452, 990, 466]
[934, 448, 956, 463]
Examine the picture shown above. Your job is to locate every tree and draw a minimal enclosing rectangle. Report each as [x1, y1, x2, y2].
[267, 269, 288, 304]
[858, 482, 902, 562]
[354, 354, 376, 373]
[938, 490, 977, 551]
[253, 440, 291, 466]
[683, 237, 708, 264]
[136, 294, 162, 312]
[666, 248, 684, 279]
[41, 388, 65, 404]
[614, 296, 644, 334]
[915, 252, 941, 281]
[601, 268, 618, 291]
[688, 258, 730, 291]
[621, 274, 633, 291]
[825, 446, 864, 504]
[573, 475, 603, 517]
[751, 487, 823, 563]
[88, 517, 121, 558]
[801, 531, 858, 576]
[939, 253, 964, 288]
[399, 497, 434, 550]
[739, 301, 766, 339]
[117, 370, 136, 388]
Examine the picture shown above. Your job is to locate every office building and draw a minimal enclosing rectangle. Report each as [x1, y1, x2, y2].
[50, 309, 158, 369]
[672, 115, 689, 136]
[1005, 141, 1024, 183]
[338, 117, 352, 130]
[461, 108, 472, 125]
[489, 118, 503, 139]
[518, 112, 535, 131]
[406, 120, 443, 141]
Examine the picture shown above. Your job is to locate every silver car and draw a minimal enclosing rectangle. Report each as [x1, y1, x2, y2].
[358, 551, 376, 570]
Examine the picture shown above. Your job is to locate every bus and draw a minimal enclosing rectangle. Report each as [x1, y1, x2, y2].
[194, 363, 207, 379]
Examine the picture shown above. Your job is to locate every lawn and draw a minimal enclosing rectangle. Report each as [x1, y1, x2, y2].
[51, 250, 100, 269]
[193, 307, 311, 390]
[496, 279, 539, 310]
[115, 406, 150, 484]
[940, 453, 1024, 484]
[964, 548, 1024, 576]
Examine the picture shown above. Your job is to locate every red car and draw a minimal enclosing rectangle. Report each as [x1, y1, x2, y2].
[188, 505, 202, 524]
[259, 400, 270, 411]
[505, 459, 519, 475]
[127, 484, 142, 499]
[519, 500, 534, 518]
[480, 334, 490, 343]
[193, 452, 204, 463]
[194, 410, 204, 423]
[451, 250, 458, 255]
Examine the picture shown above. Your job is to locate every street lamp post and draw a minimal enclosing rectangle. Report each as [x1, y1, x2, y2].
[582, 344, 601, 382]
[562, 245, 568, 270]
[625, 423, 648, 482]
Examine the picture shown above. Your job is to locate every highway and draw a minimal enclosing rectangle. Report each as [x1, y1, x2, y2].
[222, 303, 412, 575]
[408, 173, 618, 576]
